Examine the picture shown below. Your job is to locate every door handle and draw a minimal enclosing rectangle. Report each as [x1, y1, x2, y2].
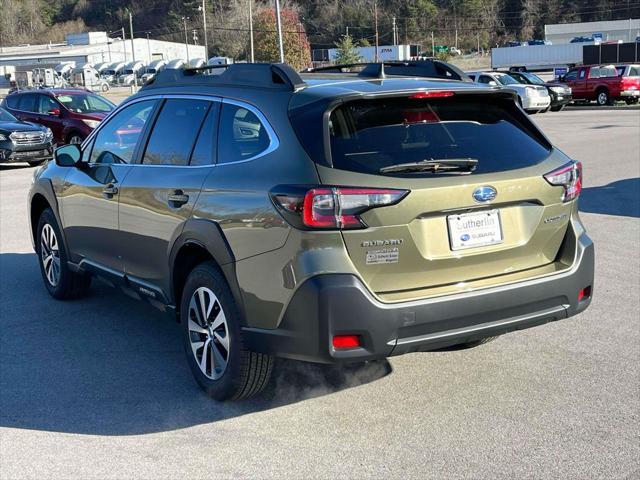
[168, 190, 189, 207]
[102, 183, 118, 198]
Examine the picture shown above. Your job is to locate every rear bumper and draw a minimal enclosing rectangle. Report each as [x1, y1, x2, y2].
[243, 232, 594, 364]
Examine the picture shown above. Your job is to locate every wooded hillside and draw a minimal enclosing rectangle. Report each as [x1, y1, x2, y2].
[1, 1, 638, 58]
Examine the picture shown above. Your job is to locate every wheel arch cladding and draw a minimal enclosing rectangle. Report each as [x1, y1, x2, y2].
[29, 180, 63, 251]
[169, 219, 245, 320]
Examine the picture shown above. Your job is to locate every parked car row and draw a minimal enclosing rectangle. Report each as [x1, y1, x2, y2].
[467, 71, 553, 113]
[0, 89, 116, 164]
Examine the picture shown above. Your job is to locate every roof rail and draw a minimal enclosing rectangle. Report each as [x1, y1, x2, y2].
[142, 63, 306, 91]
[302, 60, 472, 83]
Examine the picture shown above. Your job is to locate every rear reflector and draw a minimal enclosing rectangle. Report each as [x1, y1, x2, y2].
[409, 91, 455, 99]
[544, 161, 582, 202]
[578, 286, 592, 301]
[332, 335, 361, 349]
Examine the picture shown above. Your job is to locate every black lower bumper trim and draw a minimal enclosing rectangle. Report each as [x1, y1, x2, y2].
[243, 234, 594, 364]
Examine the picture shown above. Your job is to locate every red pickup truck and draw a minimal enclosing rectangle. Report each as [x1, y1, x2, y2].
[561, 64, 640, 105]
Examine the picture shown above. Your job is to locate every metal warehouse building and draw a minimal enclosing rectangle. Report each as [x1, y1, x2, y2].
[0, 31, 205, 69]
[545, 19, 640, 44]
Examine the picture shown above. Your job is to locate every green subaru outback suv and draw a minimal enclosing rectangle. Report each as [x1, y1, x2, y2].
[28, 62, 594, 400]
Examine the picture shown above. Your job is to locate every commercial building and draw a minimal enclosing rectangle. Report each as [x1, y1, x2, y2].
[0, 31, 205, 70]
[545, 19, 640, 44]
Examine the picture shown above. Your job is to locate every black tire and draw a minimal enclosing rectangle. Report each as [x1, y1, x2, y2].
[180, 262, 273, 401]
[66, 132, 85, 145]
[596, 88, 610, 106]
[550, 105, 565, 112]
[27, 159, 47, 167]
[625, 98, 638, 105]
[36, 208, 91, 300]
[437, 336, 499, 351]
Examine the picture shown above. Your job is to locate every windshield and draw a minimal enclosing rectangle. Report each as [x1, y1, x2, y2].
[56, 94, 115, 114]
[105, 70, 116, 75]
[147, 69, 157, 74]
[496, 74, 520, 86]
[520, 72, 545, 84]
[324, 96, 552, 175]
[124, 70, 134, 74]
[0, 107, 17, 122]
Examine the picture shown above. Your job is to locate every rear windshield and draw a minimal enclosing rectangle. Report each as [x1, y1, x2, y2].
[324, 96, 552, 175]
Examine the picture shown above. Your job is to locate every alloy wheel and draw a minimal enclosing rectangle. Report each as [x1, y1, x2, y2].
[40, 224, 60, 287]
[188, 287, 230, 380]
[597, 92, 608, 105]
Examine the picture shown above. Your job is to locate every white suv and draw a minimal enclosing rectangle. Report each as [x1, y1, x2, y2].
[467, 71, 551, 113]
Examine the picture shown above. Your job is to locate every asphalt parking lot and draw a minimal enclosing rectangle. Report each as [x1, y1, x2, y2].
[0, 108, 639, 479]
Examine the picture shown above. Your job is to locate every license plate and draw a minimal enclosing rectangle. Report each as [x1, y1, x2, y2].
[447, 209, 503, 251]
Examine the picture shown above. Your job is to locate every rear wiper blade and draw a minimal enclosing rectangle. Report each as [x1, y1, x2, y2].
[379, 158, 478, 174]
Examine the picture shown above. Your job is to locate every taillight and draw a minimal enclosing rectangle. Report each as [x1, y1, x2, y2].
[271, 186, 409, 230]
[544, 161, 582, 202]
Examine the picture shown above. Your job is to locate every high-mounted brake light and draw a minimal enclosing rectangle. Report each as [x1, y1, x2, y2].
[409, 91, 455, 99]
[271, 186, 409, 230]
[544, 161, 582, 202]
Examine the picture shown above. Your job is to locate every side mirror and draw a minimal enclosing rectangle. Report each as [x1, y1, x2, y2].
[54, 144, 82, 167]
[48, 108, 61, 116]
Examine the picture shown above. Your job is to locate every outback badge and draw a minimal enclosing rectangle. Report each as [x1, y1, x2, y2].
[472, 186, 497, 203]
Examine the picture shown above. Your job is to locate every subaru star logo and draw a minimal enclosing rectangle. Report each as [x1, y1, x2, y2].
[460, 234, 470, 241]
[472, 186, 497, 203]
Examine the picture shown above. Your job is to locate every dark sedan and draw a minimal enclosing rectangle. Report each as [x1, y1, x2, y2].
[0, 107, 54, 166]
[508, 71, 573, 111]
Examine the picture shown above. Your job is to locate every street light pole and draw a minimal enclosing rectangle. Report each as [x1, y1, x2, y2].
[199, 0, 209, 59]
[129, 11, 137, 89]
[249, 0, 255, 62]
[374, 1, 379, 62]
[146, 32, 151, 62]
[274, 0, 285, 63]
[182, 16, 190, 63]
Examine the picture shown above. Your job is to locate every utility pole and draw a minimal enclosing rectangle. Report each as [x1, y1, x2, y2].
[431, 31, 435, 57]
[346, 26, 349, 37]
[453, 4, 458, 49]
[122, 27, 127, 62]
[249, 0, 254, 62]
[182, 17, 190, 63]
[274, 0, 285, 63]
[374, 1, 379, 62]
[477, 32, 480, 55]
[107, 38, 112, 62]
[146, 32, 151, 62]
[392, 16, 397, 45]
[129, 11, 137, 88]
[199, 0, 209, 59]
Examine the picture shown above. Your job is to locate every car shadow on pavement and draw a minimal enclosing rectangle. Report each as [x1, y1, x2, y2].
[579, 178, 640, 218]
[0, 163, 35, 171]
[0, 253, 392, 436]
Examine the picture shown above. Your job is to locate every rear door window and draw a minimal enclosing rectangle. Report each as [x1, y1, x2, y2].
[141, 99, 210, 166]
[18, 94, 37, 112]
[217, 103, 271, 164]
[326, 96, 552, 176]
